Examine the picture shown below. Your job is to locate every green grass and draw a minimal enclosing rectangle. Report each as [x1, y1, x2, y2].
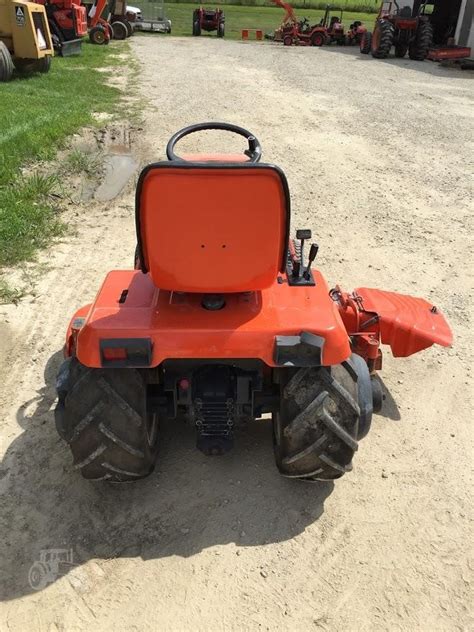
[146, 2, 375, 38]
[0, 279, 24, 305]
[0, 42, 123, 300]
[65, 148, 101, 176]
[0, 43, 120, 186]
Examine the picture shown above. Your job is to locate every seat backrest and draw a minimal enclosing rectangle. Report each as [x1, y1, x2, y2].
[135, 163, 290, 293]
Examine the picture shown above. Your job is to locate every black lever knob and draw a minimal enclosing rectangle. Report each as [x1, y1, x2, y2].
[303, 243, 319, 280]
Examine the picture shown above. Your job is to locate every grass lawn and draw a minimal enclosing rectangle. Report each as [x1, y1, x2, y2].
[144, 2, 375, 38]
[0, 42, 122, 291]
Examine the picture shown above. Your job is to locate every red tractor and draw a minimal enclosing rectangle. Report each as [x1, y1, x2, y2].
[192, 7, 225, 37]
[270, 0, 326, 46]
[281, 18, 327, 47]
[360, 1, 433, 60]
[54, 122, 452, 484]
[323, 7, 345, 45]
[345, 20, 367, 46]
[35, 0, 87, 55]
[84, 0, 114, 44]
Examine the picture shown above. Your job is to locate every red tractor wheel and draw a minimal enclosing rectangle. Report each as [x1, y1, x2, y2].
[311, 31, 325, 47]
[360, 31, 372, 54]
[89, 25, 107, 45]
[371, 19, 394, 59]
[283, 34, 293, 46]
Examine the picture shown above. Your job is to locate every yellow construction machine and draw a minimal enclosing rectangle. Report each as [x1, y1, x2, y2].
[0, 0, 54, 81]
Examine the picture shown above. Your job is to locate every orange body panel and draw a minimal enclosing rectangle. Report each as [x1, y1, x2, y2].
[137, 166, 288, 293]
[74, 270, 351, 368]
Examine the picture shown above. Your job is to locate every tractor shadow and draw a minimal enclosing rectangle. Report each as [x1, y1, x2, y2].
[0, 350, 398, 601]
[320, 45, 471, 78]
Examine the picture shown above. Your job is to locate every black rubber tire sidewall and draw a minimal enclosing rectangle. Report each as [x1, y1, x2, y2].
[0, 41, 14, 82]
[273, 361, 363, 481]
[55, 357, 159, 482]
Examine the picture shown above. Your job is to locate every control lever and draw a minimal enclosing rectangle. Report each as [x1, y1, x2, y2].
[303, 243, 319, 280]
[296, 229, 312, 277]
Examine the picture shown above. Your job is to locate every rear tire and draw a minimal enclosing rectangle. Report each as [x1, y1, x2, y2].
[0, 41, 14, 82]
[360, 31, 372, 54]
[311, 31, 325, 46]
[193, 10, 201, 36]
[217, 21, 224, 38]
[15, 56, 51, 74]
[123, 19, 133, 37]
[409, 20, 433, 61]
[89, 25, 107, 45]
[371, 19, 394, 58]
[55, 358, 159, 482]
[112, 20, 128, 40]
[283, 34, 293, 46]
[273, 355, 373, 481]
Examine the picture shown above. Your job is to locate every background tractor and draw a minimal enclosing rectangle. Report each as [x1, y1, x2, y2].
[322, 7, 345, 45]
[192, 6, 224, 37]
[345, 20, 367, 45]
[360, 1, 434, 60]
[35, 0, 86, 55]
[270, 0, 326, 46]
[0, 0, 53, 81]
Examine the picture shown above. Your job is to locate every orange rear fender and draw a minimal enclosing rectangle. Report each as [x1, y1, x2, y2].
[73, 270, 351, 368]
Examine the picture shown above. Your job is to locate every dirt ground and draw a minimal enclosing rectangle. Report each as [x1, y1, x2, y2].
[0, 38, 473, 631]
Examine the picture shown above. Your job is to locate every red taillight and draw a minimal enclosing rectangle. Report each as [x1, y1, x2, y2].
[102, 347, 127, 361]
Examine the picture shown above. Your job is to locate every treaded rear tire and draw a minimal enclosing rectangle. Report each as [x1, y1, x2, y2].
[409, 20, 433, 61]
[371, 19, 394, 59]
[55, 357, 159, 481]
[0, 41, 14, 82]
[274, 356, 372, 481]
[112, 20, 128, 40]
[311, 31, 325, 46]
[360, 31, 372, 54]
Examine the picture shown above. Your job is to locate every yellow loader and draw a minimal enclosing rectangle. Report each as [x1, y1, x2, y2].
[0, 0, 53, 81]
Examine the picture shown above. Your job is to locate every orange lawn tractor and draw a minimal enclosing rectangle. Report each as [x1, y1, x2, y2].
[270, 0, 327, 46]
[360, 1, 433, 60]
[54, 122, 453, 483]
[192, 6, 224, 37]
